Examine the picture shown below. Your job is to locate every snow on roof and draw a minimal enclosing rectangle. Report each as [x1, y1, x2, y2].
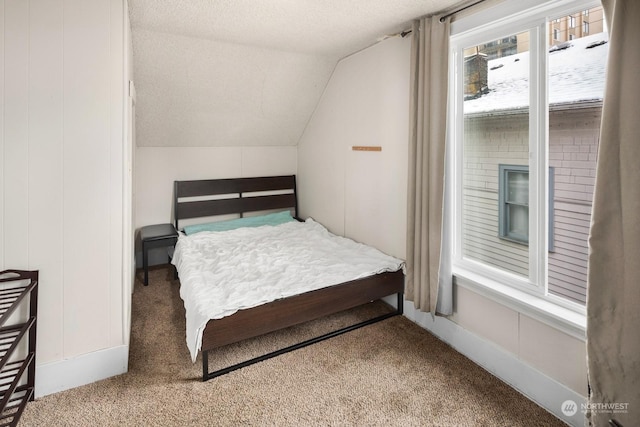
[464, 32, 609, 115]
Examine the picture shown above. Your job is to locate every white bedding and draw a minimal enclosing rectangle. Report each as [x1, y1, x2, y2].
[172, 218, 404, 361]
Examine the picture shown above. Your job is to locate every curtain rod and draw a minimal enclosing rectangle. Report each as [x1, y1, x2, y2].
[439, 0, 486, 22]
[399, 0, 486, 37]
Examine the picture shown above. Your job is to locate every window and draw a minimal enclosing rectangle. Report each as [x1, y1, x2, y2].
[583, 20, 589, 33]
[569, 34, 575, 40]
[499, 165, 555, 247]
[450, 0, 607, 309]
[502, 46, 517, 57]
[569, 15, 576, 28]
[499, 165, 530, 244]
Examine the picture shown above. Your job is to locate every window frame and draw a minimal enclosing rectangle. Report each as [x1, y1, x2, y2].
[447, 0, 600, 331]
[451, 20, 546, 299]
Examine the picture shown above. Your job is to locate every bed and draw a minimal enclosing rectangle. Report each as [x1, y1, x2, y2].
[172, 175, 405, 381]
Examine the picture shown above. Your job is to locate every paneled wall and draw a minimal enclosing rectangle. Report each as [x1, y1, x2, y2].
[0, 0, 129, 396]
[297, 37, 409, 259]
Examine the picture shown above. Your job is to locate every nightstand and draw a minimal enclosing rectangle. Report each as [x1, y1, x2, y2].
[140, 223, 179, 286]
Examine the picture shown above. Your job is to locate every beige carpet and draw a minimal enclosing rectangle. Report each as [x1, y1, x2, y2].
[20, 266, 565, 426]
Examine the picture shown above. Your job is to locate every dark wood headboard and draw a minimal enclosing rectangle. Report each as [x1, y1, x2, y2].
[173, 175, 298, 230]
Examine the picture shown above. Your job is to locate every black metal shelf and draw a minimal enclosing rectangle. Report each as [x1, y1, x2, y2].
[0, 271, 38, 427]
[0, 385, 33, 427]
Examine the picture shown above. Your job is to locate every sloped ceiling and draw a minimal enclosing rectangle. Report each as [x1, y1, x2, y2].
[129, 0, 462, 147]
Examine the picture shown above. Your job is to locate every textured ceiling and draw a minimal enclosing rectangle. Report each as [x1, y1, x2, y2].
[129, 0, 462, 58]
[129, 0, 464, 148]
[132, 29, 337, 147]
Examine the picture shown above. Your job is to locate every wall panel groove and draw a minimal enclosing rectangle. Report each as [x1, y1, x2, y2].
[2, 0, 129, 391]
[28, 0, 65, 363]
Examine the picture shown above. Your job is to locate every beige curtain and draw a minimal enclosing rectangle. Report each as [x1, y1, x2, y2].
[587, 0, 640, 425]
[405, 16, 452, 315]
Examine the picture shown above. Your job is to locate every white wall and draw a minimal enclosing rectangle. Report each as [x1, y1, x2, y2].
[134, 146, 297, 263]
[123, 0, 136, 343]
[297, 35, 587, 425]
[0, 0, 130, 397]
[298, 37, 409, 259]
[132, 28, 307, 266]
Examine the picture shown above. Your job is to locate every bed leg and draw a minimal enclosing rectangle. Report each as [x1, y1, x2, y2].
[202, 350, 209, 382]
[397, 292, 404, 315]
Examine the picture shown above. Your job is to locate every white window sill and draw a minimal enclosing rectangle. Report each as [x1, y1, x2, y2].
[453, 266, 586, 341]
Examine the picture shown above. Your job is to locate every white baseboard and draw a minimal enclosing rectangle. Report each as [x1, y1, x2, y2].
[35, 345, 129, 398]
[401, 300, 586, 427]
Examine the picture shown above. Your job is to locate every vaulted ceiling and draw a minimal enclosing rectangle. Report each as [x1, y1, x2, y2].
[129, 0, 463, 147]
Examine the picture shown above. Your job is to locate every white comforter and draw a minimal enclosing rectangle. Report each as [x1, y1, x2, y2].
[172, 218, 404, 361]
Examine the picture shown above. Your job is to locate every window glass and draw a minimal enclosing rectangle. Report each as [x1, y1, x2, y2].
[452, 2, 608, 306]
[461, 31, 530, 278]
[507, 172, 528, 204]
[501, 166, 530, 243]
[547, 5, 607, 304]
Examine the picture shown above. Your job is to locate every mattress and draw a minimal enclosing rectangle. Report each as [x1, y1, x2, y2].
[172, 218, 405, 361]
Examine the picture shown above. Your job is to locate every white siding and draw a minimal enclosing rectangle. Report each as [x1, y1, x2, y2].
[462, 113, 529, 276]
[463, 107, 601, 304]
[547, 107, 601, 304]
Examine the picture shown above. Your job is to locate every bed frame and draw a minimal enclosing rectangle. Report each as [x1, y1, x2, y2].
[174, 175, 404, 381]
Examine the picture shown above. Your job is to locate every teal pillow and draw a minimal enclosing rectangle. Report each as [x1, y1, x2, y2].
[183, 210, 294, 235]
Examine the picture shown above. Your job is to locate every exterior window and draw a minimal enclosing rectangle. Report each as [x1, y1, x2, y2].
[499, 165, 529, 244]
[499, 165, 555, 248]
[583, 20, 589, 33]
[451, 0, 607, 306]
[553, 28, 560, 40]
[569, 34, 575, 40]
[569, 15, 576, 28]
[583, 9, 589, 16]
[503, 46, 517, 57]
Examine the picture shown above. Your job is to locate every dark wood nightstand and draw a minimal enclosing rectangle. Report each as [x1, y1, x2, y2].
[140, 223, 178, 286]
